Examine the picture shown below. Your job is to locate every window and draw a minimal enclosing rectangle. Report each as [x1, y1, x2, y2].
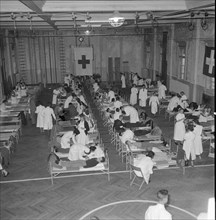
[177, 41, 187, 80]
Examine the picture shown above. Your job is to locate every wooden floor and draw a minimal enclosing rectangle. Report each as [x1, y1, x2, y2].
[0, 85, 214, 220]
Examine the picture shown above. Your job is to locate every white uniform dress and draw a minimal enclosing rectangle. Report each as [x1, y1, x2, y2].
[120, 129, 134, 144]
[193, 124, 203, 156]
[108, 90, 115, 102]
[139, 88, 148, 107]
[35, 105, 45, 128]
[145, 203, 172, 220]
[167, 96, 181, 111]
[60, 131, 77, 149]
[149, 95, 159, 114]
[130, 87, 138, 105]
[123, 106, 139, 123]
[76, 121, 89, 145]
[173, 113, 185, 141]
[68, 143, 89, 161]
[183, 131, 196, 160]
[158, 84, 167, 100]
[133, 154, 154, 184]
[121, 75, 126, 88]
[114, 100, 123, 109]
[42, 107, 56, 130]
[52, 89, 60, 105]
[64, 96, 73, 109]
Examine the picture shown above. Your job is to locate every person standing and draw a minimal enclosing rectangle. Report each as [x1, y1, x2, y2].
[193, 119, 204, 160]
[145, 189, 172, 220]
[121, 72, 126, 90]
[76, 114, 90, 145]
[158, 81, 167, 100]
[183, 122, 196, 167]
[52, 88, 60, 106]
[139, 85, 148, 108]
[173, 107, 186, 167]
[130, 84, 138, 106]
[35, 101, 45, 132]
[149, 92, 159, 116]
[42, 102, 56, 136]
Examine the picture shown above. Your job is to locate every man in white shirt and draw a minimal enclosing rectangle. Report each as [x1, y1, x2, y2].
[107, 88, 115, 102]
[145, 189, 172, 220]
[119, 128, 134, 144]
[122, 105, 139, 123]
[114, 96, 123, 109]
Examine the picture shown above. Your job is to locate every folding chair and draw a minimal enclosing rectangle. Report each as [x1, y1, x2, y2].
[129, 163, 146, 190]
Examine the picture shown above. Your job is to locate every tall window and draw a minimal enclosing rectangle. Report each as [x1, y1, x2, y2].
[178, 41, 187, 80]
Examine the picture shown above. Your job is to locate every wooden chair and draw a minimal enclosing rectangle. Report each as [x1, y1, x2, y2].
[129, 163, 146, 190]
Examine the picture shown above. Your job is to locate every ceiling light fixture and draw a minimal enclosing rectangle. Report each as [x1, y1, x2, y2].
[108, 11, 125, 27]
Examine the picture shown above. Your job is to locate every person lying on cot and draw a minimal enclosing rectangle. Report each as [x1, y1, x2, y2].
[48, 145, 105, 169]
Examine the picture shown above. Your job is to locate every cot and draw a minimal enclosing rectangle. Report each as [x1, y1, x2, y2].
[48, 150, 110, 184]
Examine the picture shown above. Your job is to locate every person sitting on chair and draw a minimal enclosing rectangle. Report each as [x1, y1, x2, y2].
[133, 151, 155, 184]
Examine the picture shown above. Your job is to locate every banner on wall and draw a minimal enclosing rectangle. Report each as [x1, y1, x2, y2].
[74, 47, 93, 76]
[203, 46, 215, 77]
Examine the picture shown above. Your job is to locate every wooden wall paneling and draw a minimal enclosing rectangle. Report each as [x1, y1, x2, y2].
[39, 36, 46, 86]
[54, 35, 61, 83]
[34, 36, 42, 83]
[44, 33, 51, 83]
[49, 33, 56, 83]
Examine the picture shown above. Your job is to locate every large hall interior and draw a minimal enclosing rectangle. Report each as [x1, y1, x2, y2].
[0, 1, 215, 220]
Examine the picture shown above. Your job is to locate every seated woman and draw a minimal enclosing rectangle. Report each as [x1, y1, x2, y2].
[54, 103, 65, 121]
[113, 115, 125, 133]
[64, 102, 78, 120]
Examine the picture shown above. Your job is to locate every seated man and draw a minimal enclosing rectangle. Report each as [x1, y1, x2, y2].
[54, 103, 65, 121]
[133, 151, 155, 184]
[113, 108, 122, 121]
[114, 96, 123, 109]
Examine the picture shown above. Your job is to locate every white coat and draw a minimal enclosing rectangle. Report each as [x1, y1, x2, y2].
[173, 113, 185, 141]
[114, 100, 123, 109]
[183, 131, 196, 160]
[60, 131, 77, 149]
[52, 89, 60, 105]
[145, 203, 172, 220]
[35, 105, 45, 128]
[120, 129, 134, 144]
[64, 76, 70, 86]
[139, 88, 148, 107]
[108, 90, 115, 102]
[130, 87, 138, 105]
[64, 96, 73, 109]
[158, 84, 167, 100]
[167, 96, 181, 111]
[68, 143, 89, 161]
[76, 121, 89, 145]
[149, 95, 159, 114]
[193, 124, 203, 155]
[133, 155, 154, 184]
[123, 106, 139, 123]
[121, 75, 126, 88]
[42, 107, 56, 130]
[132, 74, 138, 85]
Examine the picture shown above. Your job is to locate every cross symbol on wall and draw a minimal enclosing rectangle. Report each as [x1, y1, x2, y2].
[205, 50, 215, 74]
[78, 55, 90, 69]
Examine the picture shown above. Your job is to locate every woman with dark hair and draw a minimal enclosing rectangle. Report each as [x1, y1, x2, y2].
[183, 122, 196, 167]
[76, 114, 90, 145]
